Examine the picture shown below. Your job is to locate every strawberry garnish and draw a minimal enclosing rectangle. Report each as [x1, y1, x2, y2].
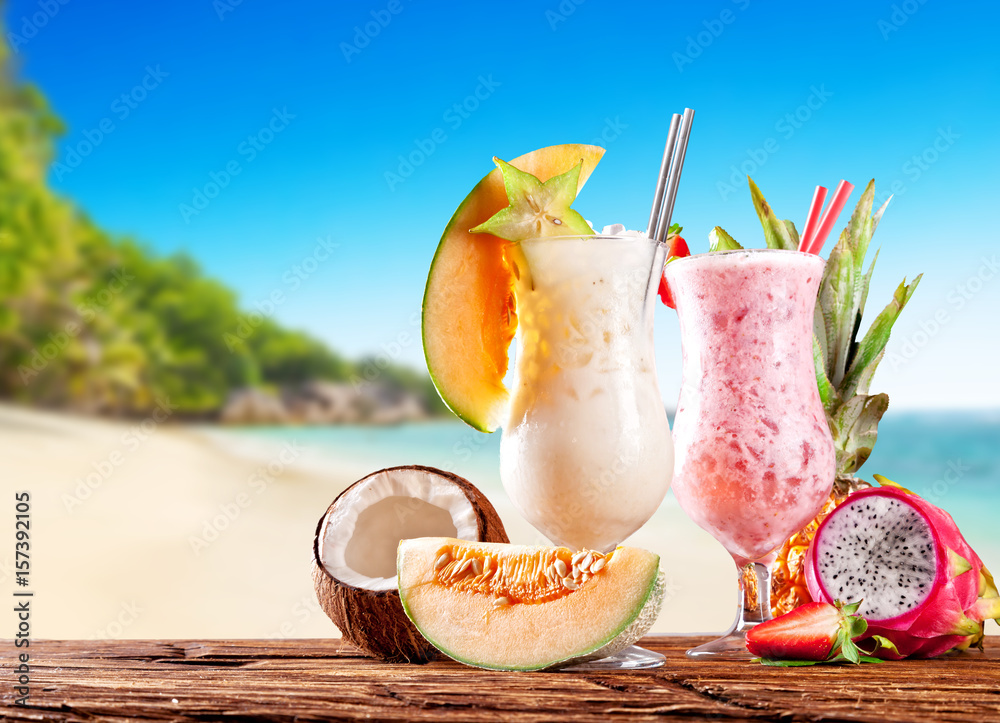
[657, 225, 689, 308]
[746, 600, 897, 666]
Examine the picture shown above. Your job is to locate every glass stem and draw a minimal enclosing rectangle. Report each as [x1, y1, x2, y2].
[734, 560, 773, 633]
[684, 558, 776, 658]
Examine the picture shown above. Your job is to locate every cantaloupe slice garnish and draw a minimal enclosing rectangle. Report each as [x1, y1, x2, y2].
[421, 144, 604, 432]
[398, 538, 664, 671]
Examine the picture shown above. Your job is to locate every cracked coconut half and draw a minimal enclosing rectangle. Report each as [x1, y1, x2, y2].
[312, 465, 508, 663]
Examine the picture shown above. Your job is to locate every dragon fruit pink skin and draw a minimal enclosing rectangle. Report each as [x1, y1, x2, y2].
[805, 478, 1000, 660]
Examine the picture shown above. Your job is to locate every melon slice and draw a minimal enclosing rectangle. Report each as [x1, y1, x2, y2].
[397, 538, 664, 671]
[422, 144, 605, 432]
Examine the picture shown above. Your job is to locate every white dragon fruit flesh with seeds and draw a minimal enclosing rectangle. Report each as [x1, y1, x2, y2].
[805, 477, 1000, 659]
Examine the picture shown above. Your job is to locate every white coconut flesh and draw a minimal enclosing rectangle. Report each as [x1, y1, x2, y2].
[814, 495, 937, 619]
[319, 468, 481, 592]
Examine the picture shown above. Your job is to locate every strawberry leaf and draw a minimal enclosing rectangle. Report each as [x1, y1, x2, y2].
[840, 635, 861, 664]
[860, 635, 901, 658]
[848, 615, 868, 639]
[754, 655, 883, 667]
[839, 599, 862, 616]
[755, 658, 823, 667]
[828, 598, 871, 664]
[858, 655, 885, 664]
[825, 650, 884, 665]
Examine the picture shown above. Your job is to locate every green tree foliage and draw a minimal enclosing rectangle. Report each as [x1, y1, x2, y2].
[0, 33, 445, 418]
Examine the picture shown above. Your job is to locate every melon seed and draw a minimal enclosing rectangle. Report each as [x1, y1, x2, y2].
[571, 551, 587, 565]
[590, 557, 606, 573]
[580, 552, 594, 571]
[433, 548, 595, 606]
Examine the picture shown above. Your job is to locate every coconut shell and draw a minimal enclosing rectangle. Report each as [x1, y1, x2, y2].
[311, 559, 432, 664]
[312, 465, 508, 663]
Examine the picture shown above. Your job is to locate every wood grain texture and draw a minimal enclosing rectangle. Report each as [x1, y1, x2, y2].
[2, 637, 999, 722]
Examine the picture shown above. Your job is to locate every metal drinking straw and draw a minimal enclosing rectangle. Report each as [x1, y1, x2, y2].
[651, 107, 695, 242]
[646, 113, 682, 240]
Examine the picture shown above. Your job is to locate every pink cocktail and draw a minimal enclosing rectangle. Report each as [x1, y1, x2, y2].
[665, 249, 835, 658]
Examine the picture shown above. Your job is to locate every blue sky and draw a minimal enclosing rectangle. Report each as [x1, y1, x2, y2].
[8, 0, 1000, 408]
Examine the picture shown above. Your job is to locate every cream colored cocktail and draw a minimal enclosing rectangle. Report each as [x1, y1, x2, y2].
[499, 234, 673, 553]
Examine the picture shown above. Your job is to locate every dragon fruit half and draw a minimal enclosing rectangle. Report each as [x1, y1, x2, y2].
[805, 475, 1000, 659]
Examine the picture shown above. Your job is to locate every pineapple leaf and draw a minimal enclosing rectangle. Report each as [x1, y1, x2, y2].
[840, 275, 923, 401]
[845, 309, 864, 376]
[856, 247, 881, 332]
[871, 195, 892, 236]
[749, 177, 797, 250]
[847, 181, 876, 265]
[813, 335, 838, 414]
[738, 178, 919, 481]
[709, 226, 743, 252]
[783, 219, 800, 248]
[831, 393, 889, 476]
[810, 180, 919, 479]
[819, 237, 856, 387]
[813, 302, 830, 374]
[845, 348, 886, 401]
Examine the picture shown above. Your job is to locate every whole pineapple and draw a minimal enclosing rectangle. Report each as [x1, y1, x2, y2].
[745, 179, 922, 616]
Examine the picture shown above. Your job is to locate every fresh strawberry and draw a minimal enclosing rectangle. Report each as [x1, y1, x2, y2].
[746, 600, 900, 666]
[746, 602, 847, 660]
[657, 226, 689, 308]
[657, 272, 675, 307]
[666, 233, 690, 262]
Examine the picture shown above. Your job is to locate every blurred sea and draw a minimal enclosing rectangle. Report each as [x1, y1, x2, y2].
[231, 410, 1000, 566]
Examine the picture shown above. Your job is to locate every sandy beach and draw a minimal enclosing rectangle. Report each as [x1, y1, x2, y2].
[0, 403, 744, 640]
[5, 403, 993, 643]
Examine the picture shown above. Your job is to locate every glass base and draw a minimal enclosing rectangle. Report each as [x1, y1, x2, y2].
[561, 645, 665, 670]
[685, 625, 758, 659]
[686, 559, 773, 659]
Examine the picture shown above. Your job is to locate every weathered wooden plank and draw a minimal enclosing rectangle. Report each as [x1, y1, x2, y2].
[2, 637, 998, 722]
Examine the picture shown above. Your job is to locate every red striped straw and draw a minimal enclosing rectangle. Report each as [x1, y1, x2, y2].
[806, 180, 854, 255]
[798, 185, 827, 252]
